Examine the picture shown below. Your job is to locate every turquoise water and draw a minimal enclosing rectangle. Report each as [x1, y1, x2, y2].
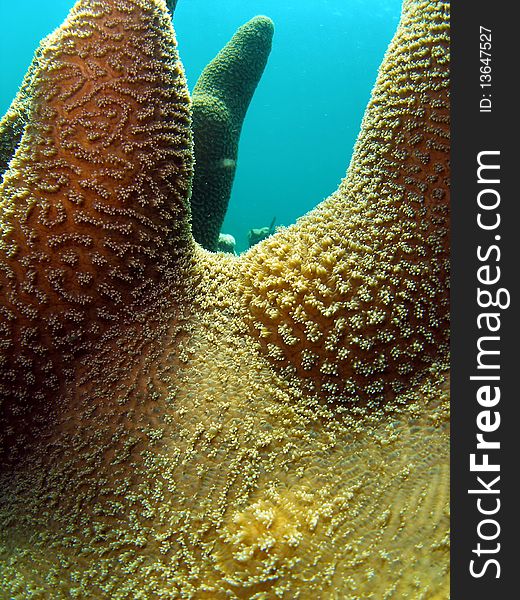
[0, 0, 401, 252]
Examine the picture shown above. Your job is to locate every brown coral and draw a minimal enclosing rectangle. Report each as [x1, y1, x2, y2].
[0, 0, 193, 449]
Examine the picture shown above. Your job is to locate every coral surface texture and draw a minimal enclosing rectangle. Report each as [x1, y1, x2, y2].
[0, 0, 450, 598]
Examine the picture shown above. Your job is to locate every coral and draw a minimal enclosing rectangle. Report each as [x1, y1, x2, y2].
[0, 0, 450, 598]
[248, 217, 276, 248]
[217, 232, 237, 254]
[0, 0, 193, 450]
[241, 0, 450, 407]
[191, 16, 274, 251]
[166, 0, 178, 14]
[0, 37, 50, 179]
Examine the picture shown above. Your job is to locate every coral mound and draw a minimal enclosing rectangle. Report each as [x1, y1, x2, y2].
[0, 0, 450, 598]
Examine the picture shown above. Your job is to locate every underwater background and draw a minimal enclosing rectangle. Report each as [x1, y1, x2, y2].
[0, 0, 402, 253]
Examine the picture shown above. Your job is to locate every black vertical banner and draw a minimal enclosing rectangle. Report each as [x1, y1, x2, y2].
[451, 1, 515, 598]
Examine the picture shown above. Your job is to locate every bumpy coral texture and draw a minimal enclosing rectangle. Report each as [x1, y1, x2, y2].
[0, 0, 450, 598]
[0, 38, 50, 178]
[191, 16, 274, 251]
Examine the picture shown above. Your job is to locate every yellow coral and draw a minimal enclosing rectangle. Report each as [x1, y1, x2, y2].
[0, 0, 450, 598]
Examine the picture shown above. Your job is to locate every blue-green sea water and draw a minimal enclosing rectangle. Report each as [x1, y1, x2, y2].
[0, 0, 402, 252]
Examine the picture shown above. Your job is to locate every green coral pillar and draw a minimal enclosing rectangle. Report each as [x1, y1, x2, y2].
[191, 16, 274, 251]
[166, 0, 178, 14]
